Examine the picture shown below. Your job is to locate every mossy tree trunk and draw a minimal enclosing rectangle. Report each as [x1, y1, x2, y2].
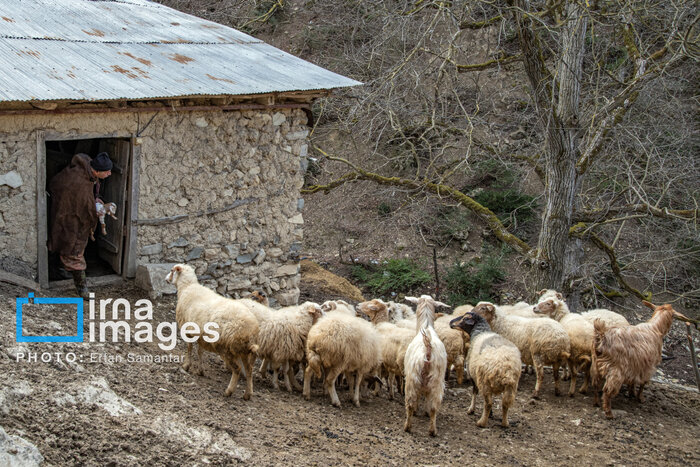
[512, 0, 587, 292]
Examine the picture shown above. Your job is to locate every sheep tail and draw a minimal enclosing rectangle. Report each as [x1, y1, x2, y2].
[420, 328, 432, 387]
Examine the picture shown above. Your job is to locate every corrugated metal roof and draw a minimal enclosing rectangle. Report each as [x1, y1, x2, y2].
[0, 0, 361, 103]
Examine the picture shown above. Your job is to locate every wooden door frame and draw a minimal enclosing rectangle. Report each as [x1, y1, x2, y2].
[37, 131, 139, 289]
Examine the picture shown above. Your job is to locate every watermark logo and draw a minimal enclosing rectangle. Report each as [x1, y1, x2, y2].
[16, 293, 84, 343]
[15, 293, 219, 351]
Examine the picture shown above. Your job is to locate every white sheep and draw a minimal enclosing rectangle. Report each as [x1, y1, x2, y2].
[321, 299, 356, 316]
[403, 295, 449, 437]
[375, 322, 415, 399]
[472, 301, 571, 399]
[394, 317, 418, 330]
[303, 312, 382, 407]
[452, 304, 474, 317]
[450, 312, 521, 427]
[357, 299, 415, 399]
[580, 308, 630, 328]
[434, 314, 469, 385]
[252, 301, 324, 392]
[501, 301, 541, 319]
[165, 264, 259, 400]
[387, 301, 416, 321]
[533, 294, 595, 395]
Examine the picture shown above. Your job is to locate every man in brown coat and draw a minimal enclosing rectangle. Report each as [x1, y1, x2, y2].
[48, 152, 113, 298]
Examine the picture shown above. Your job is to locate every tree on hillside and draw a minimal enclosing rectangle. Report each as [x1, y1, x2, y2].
[300, 0, 698, 306]
[154, 0, 699, 309]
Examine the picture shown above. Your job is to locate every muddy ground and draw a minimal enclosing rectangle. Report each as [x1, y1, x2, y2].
[1, 280, 699, 466]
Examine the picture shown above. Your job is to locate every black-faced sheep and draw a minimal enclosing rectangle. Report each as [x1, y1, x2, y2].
[473, 301, 571, 399]
[450, 312, 521, 427]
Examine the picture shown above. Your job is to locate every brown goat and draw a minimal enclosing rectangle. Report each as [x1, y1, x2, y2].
[591, 300, 687, 418]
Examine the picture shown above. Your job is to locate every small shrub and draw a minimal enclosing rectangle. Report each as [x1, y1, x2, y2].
[473, 189, 536, 228]
[422, 207, 472, 246]
[377, 202, 394, 218]
[445, 248, 507, 306]
[471, 160, 517, 188]
[352, 258, 432, 295]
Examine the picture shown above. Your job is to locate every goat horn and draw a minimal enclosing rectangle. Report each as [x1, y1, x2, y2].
[673, 311, 699, 328]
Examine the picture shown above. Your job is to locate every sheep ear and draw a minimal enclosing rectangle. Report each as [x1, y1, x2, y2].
[174, 265, 182, 272]
[538, 289, 547, 296]
[405, 297, 419, 304]
[642, 300, 656, 311]
[434, 300, 451, 309]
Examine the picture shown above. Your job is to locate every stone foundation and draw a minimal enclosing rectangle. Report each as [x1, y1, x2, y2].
[0, 107, 307, 305]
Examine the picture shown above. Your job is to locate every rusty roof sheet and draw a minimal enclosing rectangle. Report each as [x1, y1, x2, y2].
[0, 0, 361, 102]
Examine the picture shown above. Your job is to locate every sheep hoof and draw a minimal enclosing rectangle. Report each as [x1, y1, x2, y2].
[353, 400, 361, 408]
[568, 392, 575, 398]
[466, 408, 475, 415]
[605, 411, 614, 419]
[579, 388, 588, 394]
[224, 389, 233, 397]
[501, 422, 509, 428]
[429, 429, 437, 437]
[531, 393, 540, 400]
[403, 423, 411, 433]
[554, 389, 561, 397]
[332, 401, 341, 408]
[476, 420, 488, 428]
[243, 393, 251, 401]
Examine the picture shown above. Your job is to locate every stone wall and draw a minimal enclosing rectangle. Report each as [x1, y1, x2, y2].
[0, 108, 307, 305]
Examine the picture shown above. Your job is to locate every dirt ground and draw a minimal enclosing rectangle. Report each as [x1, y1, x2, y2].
[1, 280, 699, 466]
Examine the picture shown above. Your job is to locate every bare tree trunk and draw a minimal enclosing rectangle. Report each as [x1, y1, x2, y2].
[513, 1, 587, 291]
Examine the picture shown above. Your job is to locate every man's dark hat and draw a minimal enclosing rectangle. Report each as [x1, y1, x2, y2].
[91, 152, 113, 171]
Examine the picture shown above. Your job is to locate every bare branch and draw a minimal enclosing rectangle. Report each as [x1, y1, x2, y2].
[456, 52, 522, 73]
[570, 223, 652, 301]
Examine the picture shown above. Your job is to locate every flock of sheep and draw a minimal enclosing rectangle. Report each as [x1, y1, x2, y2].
[164, 263, 688, 436]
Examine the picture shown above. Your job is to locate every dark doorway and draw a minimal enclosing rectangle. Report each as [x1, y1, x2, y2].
[45, 138, 131, 281]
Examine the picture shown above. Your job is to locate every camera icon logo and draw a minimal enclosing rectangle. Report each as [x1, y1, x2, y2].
[16, 293, 84, 343]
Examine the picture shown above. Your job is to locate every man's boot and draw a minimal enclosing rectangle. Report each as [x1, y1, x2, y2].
[71, 270, 89, 299]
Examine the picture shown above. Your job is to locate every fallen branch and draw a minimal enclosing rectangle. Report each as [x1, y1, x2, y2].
[456, 53, 522, 72]
[302, 148, 533, 257]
